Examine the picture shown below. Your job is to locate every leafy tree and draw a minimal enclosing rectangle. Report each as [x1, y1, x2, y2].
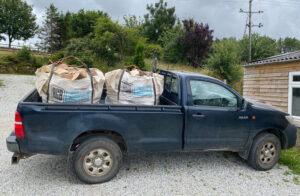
[239, 33, 277, 62]
[206, 38, 243, 85]
[36, 4, 62, 54]
[94, 17, 141, 58]
[123, 15, 143, 29]
[143, 0, 177, 43]
[57, 12, 72, 48]
[277, 37, 300, 53]
[0, 35, 5, 41]
[93, 31, 117, 65]
[67, 9, 108, 38]
[277, 38, 284, 54]
[128, 41, 146, 69]
[0, 0, 37, 48]
[93, 17, 121, 59]
[159, 24, 184, 63]
[179, 19, 214, 67]
[65, 37, 96, 66]
[124, 27, 143, 56]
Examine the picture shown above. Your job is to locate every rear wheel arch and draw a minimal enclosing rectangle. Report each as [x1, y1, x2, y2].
[70, 130, 127, 153]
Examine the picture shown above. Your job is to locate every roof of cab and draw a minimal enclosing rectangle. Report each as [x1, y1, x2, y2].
[159, 69, 241, 98]
[160, 69, 220, 81]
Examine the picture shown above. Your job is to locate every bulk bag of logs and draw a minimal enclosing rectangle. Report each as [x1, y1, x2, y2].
[105, 66, 164, 105]
[35, 56, 105, 104]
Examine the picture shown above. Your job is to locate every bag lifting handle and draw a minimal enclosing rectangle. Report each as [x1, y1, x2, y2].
[46, 56, 94, 104]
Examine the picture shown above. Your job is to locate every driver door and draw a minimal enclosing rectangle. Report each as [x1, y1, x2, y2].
[185, 79, 249, 150]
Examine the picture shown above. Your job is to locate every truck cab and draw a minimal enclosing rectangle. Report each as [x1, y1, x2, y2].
[160, 70, 296, 151]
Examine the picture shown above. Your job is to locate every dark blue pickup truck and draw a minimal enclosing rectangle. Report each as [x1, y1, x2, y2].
[6, 70, 297, 184]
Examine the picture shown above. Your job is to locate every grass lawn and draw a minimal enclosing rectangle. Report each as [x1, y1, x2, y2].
[0, 79, 4, 87]
[144, 58, 211, 75]
[0, 49, 15, 58]
[279, 147, 300, 175]
[0, 48, 49, 58]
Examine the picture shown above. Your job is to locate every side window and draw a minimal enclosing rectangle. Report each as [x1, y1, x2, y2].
[190, 80, 237, 108]
[162, 75, 179, 105]
[164, 75, 178, 93]
[170, 77, 178, 94]
[165, 76, 172, 92]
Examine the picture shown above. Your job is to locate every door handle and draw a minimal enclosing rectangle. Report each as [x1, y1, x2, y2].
[192, 113, 205, 118]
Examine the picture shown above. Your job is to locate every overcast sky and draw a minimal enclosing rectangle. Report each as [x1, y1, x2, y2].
[2, 0, 300, 47]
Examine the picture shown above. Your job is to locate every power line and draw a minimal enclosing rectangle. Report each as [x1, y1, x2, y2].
[240, 0, 263, 62]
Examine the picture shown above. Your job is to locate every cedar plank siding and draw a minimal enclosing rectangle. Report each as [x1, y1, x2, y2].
[243, 61, 300, 112]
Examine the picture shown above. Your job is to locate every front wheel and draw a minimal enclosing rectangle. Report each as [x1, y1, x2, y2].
[73, 136, 122, 184]
[247, 133, 281, 171]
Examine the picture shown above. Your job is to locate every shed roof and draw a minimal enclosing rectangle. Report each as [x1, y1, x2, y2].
[244, 50, 300, 67]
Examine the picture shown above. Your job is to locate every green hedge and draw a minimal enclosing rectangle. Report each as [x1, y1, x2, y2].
[144, 44, 163, 60]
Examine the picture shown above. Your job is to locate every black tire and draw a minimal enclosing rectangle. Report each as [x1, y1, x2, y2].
[247, 133, 281, 171]
[73, 136, 122, 184]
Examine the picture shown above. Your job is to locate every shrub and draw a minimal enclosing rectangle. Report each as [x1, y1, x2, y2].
[92, 32, 117, 66]
[0, 51, 46, 74]
[206, 38, 243, 86]
[163, 39, 184, 63]
[65, 37, 96, 66]
[239, 33, 277, 62]
[31, 57, 43, 68]
[179, 19, 214, 67]
[127, 41, 145, 69]
[144, 44, 163, 59]
[17, 46, 31, 61]
[50, 50, 66, 62]
[1, 54, 19, 65]
[159, 25, 185, 63]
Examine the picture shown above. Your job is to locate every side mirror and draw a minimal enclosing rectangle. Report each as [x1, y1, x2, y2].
[240, 98, 248, 110]
[237, 98, 245, 110]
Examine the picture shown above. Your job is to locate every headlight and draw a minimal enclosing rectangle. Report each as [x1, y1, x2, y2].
[285, 115, 295, 125]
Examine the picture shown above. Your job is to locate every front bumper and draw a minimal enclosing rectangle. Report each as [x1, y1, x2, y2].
[6, 136, 20, 153]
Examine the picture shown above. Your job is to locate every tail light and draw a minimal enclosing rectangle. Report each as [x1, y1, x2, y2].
[15, 111, 24, 138]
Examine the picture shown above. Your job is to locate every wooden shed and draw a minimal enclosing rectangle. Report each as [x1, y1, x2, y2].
[243, 50, 300, 125]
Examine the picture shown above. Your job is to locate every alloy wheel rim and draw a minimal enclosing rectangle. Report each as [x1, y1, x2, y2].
[83, 148, 113, 176]
[259, 142, 276, 164]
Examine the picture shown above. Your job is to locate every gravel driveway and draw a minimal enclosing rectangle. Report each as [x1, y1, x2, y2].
[0, 74, 299, 196]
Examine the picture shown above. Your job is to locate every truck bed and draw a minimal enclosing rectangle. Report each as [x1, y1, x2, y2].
[17, 89, 184, 155]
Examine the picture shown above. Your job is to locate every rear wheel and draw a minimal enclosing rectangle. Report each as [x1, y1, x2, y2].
[247, 133, 281, 170]
[73, 136, 122, 184]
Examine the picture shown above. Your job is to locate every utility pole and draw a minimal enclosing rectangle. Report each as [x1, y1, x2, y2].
[248, 0, 252, 63]
[240, 0, 263, 62]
